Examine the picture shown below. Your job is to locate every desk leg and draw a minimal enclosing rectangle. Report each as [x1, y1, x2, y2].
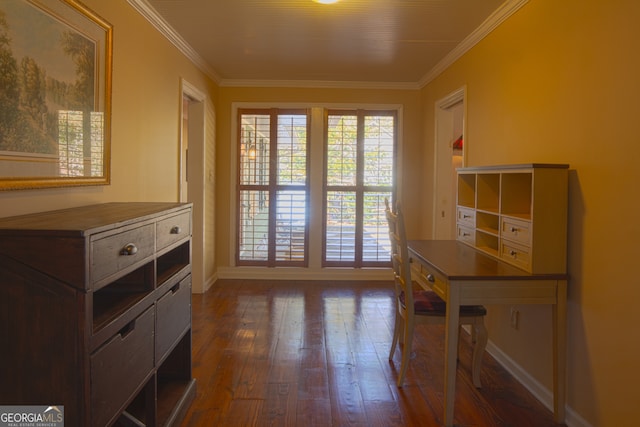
[444, 284, 460, 427]
[553, 279, 567, 423]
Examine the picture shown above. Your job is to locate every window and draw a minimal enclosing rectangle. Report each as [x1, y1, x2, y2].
[236, 109, 310, 266]
[323, 110, 396, 267]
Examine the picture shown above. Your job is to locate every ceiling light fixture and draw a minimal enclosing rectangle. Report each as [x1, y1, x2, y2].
[313, 0, 339, 4]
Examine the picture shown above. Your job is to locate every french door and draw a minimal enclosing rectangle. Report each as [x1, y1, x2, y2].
[236, 109, 310, 267]
[323, 110, 396, 267]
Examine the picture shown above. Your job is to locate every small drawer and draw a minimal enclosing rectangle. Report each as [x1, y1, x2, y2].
[456, 207, 475, 227]
[501, 217, 531, 246]
[91, 306, 154, 427]
[157, 211, 191, 251]
[501, 240, 531, 271]
[456, 225, 475, 245]
[414, 263, 447, 300]
[91, 224, 155, 286]
[156, 276, 192, 362]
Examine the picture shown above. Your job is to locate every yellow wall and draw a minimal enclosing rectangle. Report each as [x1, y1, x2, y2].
[419, 0, 640, 425]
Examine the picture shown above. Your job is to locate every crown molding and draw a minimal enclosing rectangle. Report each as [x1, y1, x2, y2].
[418, 0, 529, 88]
[219, 78, 421, 90]
[216, 266, 392, 282]
[127, 0, 221, 83]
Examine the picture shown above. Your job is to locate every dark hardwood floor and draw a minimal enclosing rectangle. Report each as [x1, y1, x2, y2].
[180, 279, 563, 427]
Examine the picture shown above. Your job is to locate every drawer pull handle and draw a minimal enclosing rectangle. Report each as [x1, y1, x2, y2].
[509, 250, 517, 257]
[462, 232, 470, 237]
[170, 226, 182, 234]
[463, 214, 471, 218]
[426, 273, 435, 283]
[510, 227, 518, 233]
[119, 319, 136, 338]
[120, 243, 138, 256]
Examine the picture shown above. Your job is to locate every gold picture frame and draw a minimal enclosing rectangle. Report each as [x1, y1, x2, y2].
[0, 0, 112, 190]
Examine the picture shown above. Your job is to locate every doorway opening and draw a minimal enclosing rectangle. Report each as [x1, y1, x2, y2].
[433, 87, 466, 239]
[180, 96, 189, 203]
[180, 79, 206, 292]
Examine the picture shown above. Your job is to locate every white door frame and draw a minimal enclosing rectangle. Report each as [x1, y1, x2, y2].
[433, 86, 467, 239]
[180, 78, 206, 293]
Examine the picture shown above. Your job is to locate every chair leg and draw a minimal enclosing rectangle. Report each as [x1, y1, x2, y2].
[471, 322, 477, 344]
[457, 325, 463, 361]
[389, 311, 402, 360]
[471, 320, 488, 388]
[397, 321, 414, 387]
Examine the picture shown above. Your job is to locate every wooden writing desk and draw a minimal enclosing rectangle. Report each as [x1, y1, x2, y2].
[407, 240, 567, 427]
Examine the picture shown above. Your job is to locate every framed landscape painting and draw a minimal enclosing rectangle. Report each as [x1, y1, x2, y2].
[0, 0, 112, 190]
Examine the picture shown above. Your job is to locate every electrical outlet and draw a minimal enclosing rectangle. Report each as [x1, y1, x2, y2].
[510, 307, 519, 330]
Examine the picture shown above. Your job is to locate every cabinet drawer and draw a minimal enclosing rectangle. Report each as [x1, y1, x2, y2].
[157, 211, 191, 251]
[92, 224, 155, 286]
[456, 207, 475, 227]
[91, 306, 154, 427]
[456, 225, 475, 245]
[156, 276, 192, 362]
[501, 240, 531, 271]
[501, 217, 531, 245]
[414, 263, 447, 300]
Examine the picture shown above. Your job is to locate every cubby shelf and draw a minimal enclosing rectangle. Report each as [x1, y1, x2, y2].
[456, 164, 568, 274]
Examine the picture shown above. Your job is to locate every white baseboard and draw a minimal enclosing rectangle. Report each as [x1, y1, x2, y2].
[486, 340, 592, 427]
[199, 273, 217, 293]
[215, 266, 393, 282]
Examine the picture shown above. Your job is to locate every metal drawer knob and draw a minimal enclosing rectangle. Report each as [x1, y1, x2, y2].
[426, 273, 435, 283]
[120, 243, 138, 256]
[170, 226, 181, 234]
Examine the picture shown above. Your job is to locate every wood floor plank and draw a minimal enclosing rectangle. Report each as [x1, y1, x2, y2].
[296, 398, 332, 426]
[181, 279, 565, 426]
[262, 382, 298, 426]
[328, 359, 370, 425]
[220, 399, 264, 426]
[355, 353, 396, 402]
[393, 385, 442, 426]
[298, 349, 329, 400]
[362, 400, 405, 427]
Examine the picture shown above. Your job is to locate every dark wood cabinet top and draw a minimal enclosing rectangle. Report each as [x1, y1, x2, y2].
[0, 202, 191, 237]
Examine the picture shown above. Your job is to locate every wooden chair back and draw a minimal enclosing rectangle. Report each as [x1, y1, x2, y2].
[384, 197, 488, 388]
[385, 198, 414, 320]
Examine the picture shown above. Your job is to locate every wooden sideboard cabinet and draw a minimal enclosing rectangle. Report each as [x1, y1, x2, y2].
[456, 164, 569, 274]
[0, 203, 196, 427]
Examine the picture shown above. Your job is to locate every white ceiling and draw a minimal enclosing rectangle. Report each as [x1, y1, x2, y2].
[132, 0, 523, 88]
